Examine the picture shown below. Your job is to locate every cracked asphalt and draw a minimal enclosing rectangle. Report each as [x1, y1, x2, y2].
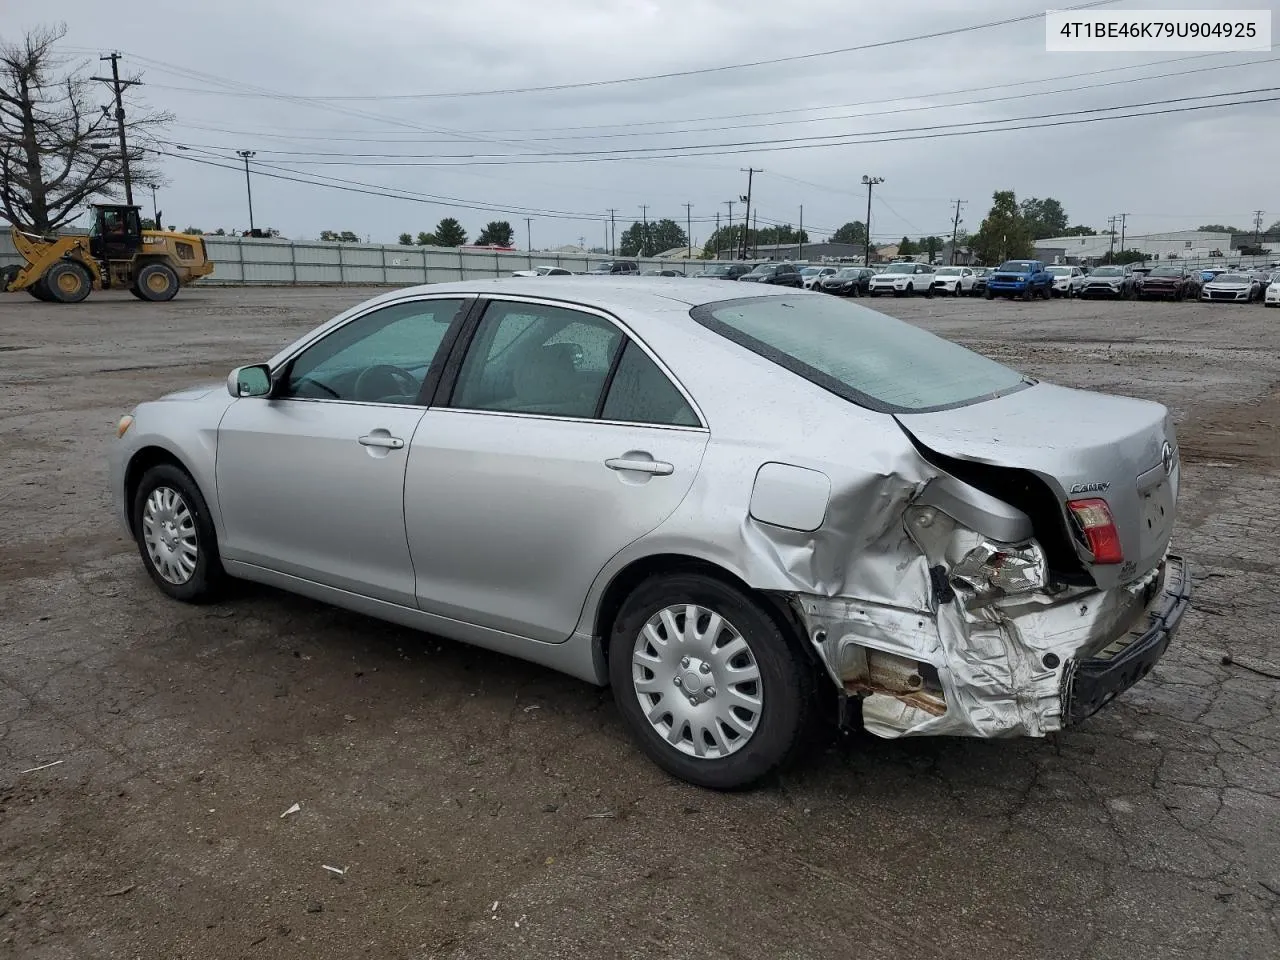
[1, 286, 1278, 960]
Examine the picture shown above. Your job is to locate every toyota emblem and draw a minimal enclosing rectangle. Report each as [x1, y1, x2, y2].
[1161, 441, 1174, 476]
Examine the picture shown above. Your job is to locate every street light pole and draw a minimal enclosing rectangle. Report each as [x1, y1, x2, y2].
[149, 183, 160, 230]
[525, 217, 533, 252]
[237, 150, 257, 234]
[861, 175, 884, 266]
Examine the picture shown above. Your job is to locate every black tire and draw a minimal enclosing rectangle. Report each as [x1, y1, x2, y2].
[128, 284, 148, 300]
[131, 463, 225, 603]
[953, 285, 962, 297]
[608, 573, 815, 790]
[985, 289, 995, 300]
[135, 262, 180, 302]
[28, 277, 53, 301]
[1042, 284, 1052, 300]
[43, 260, 93, 303]
[1021, 286, 1032, 301]
[924, 285, 934, 299]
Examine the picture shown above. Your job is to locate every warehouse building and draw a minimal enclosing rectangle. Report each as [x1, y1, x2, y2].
[1035, 229, 1234, 264]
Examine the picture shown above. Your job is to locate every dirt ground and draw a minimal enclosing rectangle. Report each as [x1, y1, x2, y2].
[2, 286, 1278, 960]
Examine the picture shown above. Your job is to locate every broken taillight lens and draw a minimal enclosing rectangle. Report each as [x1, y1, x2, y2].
[1068, 498, 1123, 564]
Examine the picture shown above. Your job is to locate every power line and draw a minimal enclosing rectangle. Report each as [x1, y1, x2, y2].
[158, 88, 1279, 165]
[131, 1, 1122, 102]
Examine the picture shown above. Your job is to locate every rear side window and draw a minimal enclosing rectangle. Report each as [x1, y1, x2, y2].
[692, 296, 1027, 414]
[601, 343, 700, 427]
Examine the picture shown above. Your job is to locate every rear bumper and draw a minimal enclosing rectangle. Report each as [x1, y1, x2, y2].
[1063, 553, 1189, 725]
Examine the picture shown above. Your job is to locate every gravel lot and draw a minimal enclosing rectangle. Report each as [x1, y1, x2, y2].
[2, 286, 1278, 960]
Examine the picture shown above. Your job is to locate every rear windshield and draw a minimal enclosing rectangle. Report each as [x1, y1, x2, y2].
[691, 296, 1028, 414]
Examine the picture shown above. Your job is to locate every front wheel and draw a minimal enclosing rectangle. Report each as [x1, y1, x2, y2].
[135, 262, 180, 302]
[131, 463, 225, 603]
[1021, 286, 1032, 301]
[609, 573, 814, 790]
[984, 289, 995, 300]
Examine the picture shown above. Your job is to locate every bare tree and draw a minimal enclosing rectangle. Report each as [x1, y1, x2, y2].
[0, 24, 168, 233]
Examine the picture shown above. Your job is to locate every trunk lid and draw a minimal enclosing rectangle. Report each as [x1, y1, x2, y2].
[896, 382, 1179, 589]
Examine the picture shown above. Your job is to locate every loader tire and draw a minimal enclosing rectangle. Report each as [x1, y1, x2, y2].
[128, 284, 147, 300]
[136, 262, 179, 302]
[44, 261, 93, 303]
[28, 277, 53, 301]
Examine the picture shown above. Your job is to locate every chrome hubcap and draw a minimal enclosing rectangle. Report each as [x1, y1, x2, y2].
[141, 486, 198, 585]
[631, 604, 762, 759]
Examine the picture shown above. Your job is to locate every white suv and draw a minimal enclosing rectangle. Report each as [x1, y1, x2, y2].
[1047, 265, 1086, 298]
[868, 261, 936, 297]
[930, 266, 977, 296]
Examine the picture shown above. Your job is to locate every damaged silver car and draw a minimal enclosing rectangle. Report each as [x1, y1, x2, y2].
[109, 279, 1189, 789]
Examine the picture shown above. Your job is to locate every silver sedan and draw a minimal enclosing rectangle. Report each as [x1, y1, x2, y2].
[110, 279, 1190, 788]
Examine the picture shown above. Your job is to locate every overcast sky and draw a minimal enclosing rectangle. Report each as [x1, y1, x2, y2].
[15, 0, 1280, 247]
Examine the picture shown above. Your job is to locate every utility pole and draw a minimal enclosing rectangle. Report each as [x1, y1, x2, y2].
[524, 217, 533, 252]
[1118, 212, 1129, 255]
[1107, 215, 1118, 262]
[798, 205, 804, 261]
[1254, 209, 1265, 247]
[739, 168, 761, 260]
[683, 202, 693, 260]
[640, 205, 648, 257]
[724, 201, 735, 259]
[949, 199, 967, 265]
[149, 183, 161, 230]
[91, 53, 140, 205]
[752, 210, 759, 259]
[237, 150, 257, 234]
[861, 175, 884, 267]
[606, 208, 617, 256]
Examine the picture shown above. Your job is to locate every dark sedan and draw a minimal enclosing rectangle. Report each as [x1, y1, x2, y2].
[819, 266, 875, 296]
[1137, 266, 1201, 301]
[738, 262, 804, 287]
[697, 263, 755, 281]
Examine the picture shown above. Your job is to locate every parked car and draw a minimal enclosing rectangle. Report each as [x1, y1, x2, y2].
[511, 265, 574, 278]
[971, 267, 993, 295]
[588, 260, 640, 275]
[1046, 265, 1086, 298]
[930, 266, 978, 296]
[800, 266, 837, 289]
[1200, 267, 1229, 283]
[110, 279, 1189, 789]
[642, 269, 684, 277]
[1265, 272, 1280, 307]
[738, 262, 804, 287]
[1080, 266, 1136, 299]
[820, 266, 875, 297]
[1129, 264, 1154, 280]
[697, 263, 755, 281]
[868, 261, 936, 297]
[1136, 266, 1200, 301]
[1201, 272, 1262, 303]
[985, 260, 1053, 300]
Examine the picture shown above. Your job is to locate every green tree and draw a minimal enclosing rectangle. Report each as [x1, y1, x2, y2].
[1061, 224, 1097, 236]
[701, 224, 748, 258]
[475, 220, 515, 246]
[830, 221, 867, 245]
[618, 218, 687, 257]
[433, 217, 467, 247]
[1102, 248, 1146, 265]
[415, 231, 436, 246]
[921, 236, 943, 260]
[897, 236, 916, 257]
[181, 226, 203, 235]
[397, 232, 413, 245]
[213, 227, 226, 236]
[1018, 197, 1069, 239]
[756, 224, 808, 246]
[968, 190, 1033, 265]
[1268, 220, 1280, 234]
[1198, 224, 1242, 233]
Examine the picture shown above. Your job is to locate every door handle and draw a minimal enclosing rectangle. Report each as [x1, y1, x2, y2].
[359, 434, 404, 449]
[605, 457, 673, 476]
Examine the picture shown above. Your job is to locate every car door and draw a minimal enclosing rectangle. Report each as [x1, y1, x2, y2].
[404, 298, 709, 643]
[215, 296, 471, 606]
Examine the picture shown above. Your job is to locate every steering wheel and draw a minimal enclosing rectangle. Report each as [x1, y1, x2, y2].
[354, 364, 419, 402]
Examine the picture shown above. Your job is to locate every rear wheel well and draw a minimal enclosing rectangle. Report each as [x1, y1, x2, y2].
[593, 554, 821, 673]
[123, 446, 194, 534]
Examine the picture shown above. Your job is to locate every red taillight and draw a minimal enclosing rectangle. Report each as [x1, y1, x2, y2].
[1068, 498, 1124, 564]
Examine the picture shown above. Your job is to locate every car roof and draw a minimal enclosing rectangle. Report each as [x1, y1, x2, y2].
[372, 276, 801, 311]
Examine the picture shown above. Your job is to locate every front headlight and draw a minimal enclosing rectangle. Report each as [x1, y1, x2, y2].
[116, 414, 134, 438]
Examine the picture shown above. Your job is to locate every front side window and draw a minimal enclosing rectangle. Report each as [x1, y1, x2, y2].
[693, 296, 1027, 414]
[284, 298, 466, 403]
[451, 302, 623, 418]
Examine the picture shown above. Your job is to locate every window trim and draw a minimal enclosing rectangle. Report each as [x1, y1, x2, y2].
[264, 293, 480, 407]
[432, 294, 707, 430]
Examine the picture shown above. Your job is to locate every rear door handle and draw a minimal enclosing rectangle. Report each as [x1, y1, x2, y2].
[359, 434, 404, 449]
[605, 457, 673, 476]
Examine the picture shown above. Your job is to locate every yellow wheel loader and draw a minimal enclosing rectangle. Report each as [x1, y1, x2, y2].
[1, 204, 214, 304]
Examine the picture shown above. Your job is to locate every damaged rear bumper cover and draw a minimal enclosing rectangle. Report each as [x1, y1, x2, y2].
[792, 554, 1190, 740]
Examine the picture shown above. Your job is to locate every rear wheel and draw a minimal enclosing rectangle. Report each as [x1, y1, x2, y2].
[135, 262, 180, 302]
[44, 261, 93, 303]
[608, 573, 814, 790]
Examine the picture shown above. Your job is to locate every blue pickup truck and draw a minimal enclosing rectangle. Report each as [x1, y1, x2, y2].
[984, 259, 1054, 300]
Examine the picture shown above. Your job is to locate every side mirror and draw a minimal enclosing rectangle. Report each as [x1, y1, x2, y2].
[227, 364, 272, 398]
